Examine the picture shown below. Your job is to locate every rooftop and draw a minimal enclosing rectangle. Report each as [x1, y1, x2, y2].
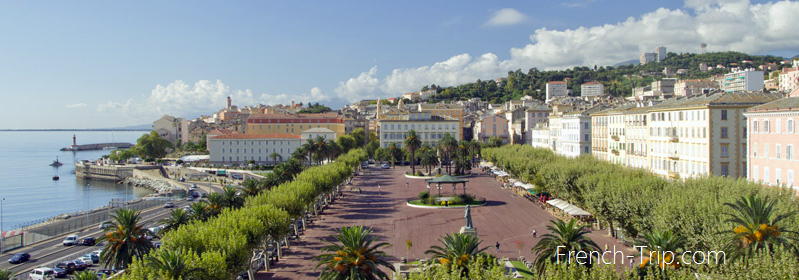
[210, 133, 301, 140]
[747, 97, 799, 113]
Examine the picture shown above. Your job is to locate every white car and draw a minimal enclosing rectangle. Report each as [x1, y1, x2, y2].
[62, 235, 79, 246]
[28, 267, 55, 280]
[99, 221, 113, 229]
[78, 256, 94, 265]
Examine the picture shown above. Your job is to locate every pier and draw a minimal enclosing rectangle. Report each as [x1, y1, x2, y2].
[60, 142, 134, 151]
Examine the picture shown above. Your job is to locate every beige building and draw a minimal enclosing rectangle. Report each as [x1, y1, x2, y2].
[474, 114, 509, 144]
[674, 79, 717, 97]
[779, 68, 799, 93]
[546, 81, 568, 103]
[580, 82, 604, 97]
[745, 97, 799, 189]
[418, 103, 464, 140]
[153, 115, 189, 145]
[378, 112, 459, 148]
[246, 112, 345, 137]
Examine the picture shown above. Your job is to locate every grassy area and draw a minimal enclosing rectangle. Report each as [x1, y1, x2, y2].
[407, 199, 485, 207]
[510, 261, 535, 279]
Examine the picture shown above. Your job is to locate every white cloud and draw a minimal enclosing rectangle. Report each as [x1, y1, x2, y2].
[65, 103, 86, 109]
[335, 0, 799, 102]
[99, 80, 330, 122]
[560, 0, 596, 8]
[484, 8, 527, 27]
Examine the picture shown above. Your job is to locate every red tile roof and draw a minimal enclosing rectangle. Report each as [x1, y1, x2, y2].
[582, 81, 602, 85]
[547, 81, 566, 84]
[210, 133, 301, 140]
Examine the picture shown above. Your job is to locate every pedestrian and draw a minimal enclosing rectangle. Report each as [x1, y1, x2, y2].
[406, 181, 409, 188]
[532, 229, 537, 238]
[604, 243, 609, 252]
[495, 241, 500, 253]
[629, 258, 634, 269]
[378, 184, 381, 195]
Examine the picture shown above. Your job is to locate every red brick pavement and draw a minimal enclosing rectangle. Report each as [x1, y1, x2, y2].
[256, 165, 639, 279]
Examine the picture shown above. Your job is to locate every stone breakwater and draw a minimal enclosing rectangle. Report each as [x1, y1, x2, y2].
[123, 177, 176, 193]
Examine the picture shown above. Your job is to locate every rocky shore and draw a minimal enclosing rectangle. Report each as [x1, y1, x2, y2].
[122, 177, 179, 193]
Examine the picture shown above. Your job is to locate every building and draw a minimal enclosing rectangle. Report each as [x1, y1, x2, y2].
[640, 53, 657, 64]
[529, 125, 550, 148]
[378, 112, 459, 148]
[722, 69, 764, 93]
[208, 133, 301, 164]
[546, 81, 568, 103]
[655, 46, 667, 62]
[558, 106, 603, 157]
[651, 79, 677, 97]
[418, 103, 464, 140]
[524, 105, 551, 144]
[674, 79, 717, 97]
[779, 68, 799, 93]
[246, 112, 345, 137]
[474, 114, 509, 144]
[745, 97, 799, 189]
[580, 82, 605, 97]
[153, 115, 189, 145]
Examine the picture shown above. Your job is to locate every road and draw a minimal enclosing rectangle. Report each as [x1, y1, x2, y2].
[0, 199, 194, 277]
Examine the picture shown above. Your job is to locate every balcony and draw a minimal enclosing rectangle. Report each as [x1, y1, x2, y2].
[668, 153, 679, 160]
[611, 135, 620, 141]
[669, 135, 679, 142]
[611, 149, 619, 156]
[668, 171, 680, 179]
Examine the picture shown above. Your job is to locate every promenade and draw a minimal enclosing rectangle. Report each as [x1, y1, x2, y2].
[257, 164, 636, 279]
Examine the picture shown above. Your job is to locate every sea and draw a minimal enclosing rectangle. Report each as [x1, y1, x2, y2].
[0, 131, 155, 231]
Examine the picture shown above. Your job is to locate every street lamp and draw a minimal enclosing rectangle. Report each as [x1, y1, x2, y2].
[86, 184, 90, 227]
[1, 197, 5, 253]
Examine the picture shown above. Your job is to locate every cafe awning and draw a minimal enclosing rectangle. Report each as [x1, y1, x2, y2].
[479, 162, 494, 167]
[546, 199, 591, 216]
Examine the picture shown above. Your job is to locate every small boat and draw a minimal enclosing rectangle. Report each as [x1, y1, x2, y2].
[50, 156, 64, 167]
[53, 175, 60, 180]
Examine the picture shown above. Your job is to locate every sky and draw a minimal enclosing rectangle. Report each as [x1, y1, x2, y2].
[1, 0, 798, 129]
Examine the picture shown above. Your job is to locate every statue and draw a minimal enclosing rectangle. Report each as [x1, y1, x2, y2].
[464, 205, 473, 229]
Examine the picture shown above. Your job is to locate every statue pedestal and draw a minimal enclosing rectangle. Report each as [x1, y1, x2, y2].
[459, 226, 477, 237]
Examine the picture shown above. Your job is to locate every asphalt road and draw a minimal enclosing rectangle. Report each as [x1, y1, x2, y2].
[0, 199, 195, 277]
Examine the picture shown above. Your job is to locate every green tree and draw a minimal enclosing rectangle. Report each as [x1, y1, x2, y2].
[337, 134, 357, 153]
[636, 230, 686, 272]
[424, 233, 489, 276]
[159, 208, 193, 236]
[241, 178, 261, 197]
[438, 133, 458, 174]
[350, 128, 367, 147]
[531, 219, 599, 275]
[98, 209, 154, 269]
[486, 137, 504, 148]
[314, 225, 394, 280]
[71, 270, 100, 280]
[405, 130, 422, 174]
[723, 194, 798, 261]
[145, 249, 206, 280]
[366, 139, 379, 158]
[188, 201, 211, 222]
[0, 268, 14, 280]
[221, 185, 245, 209]
[132, 131, 173, 159]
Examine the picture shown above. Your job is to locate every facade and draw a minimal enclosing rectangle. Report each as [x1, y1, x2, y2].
[674, 79, 717, 97]
[545, 81, 568, 103]
[208, 133, 301, 164]
[722, 69, 764, 93]
[779, 68, 799, 93]
[474, 114, 509, 144]
[580, 82, 604, 97]
[418, 103, 464, 140]
[529, 125, 550, 148]
[246, 112, 345, 137]
[745, 97, 799, 189]
[153, 115, 189, 145]
[524, 105, 551, 144]
[640, 53, 657, 64]
[558, 107, 601, 157]
[655, 46, 667, 62]
[378, 112, 459, 148]
[301, 127, 336, 141]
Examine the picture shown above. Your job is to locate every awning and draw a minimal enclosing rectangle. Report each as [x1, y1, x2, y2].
[521, 183, 536, 190]
[546, 199, 591, 216]
[508, 178, 518, 184]
[479, 162, 494, 167]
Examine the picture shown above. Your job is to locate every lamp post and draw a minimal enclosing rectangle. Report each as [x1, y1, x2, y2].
[1, 197, 5, 253]
[86, 184, 90, 227]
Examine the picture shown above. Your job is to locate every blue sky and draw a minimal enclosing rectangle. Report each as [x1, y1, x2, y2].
[1, 0, 797, 129]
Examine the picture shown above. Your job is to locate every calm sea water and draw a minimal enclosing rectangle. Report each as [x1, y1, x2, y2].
[0, 131, 155, 231]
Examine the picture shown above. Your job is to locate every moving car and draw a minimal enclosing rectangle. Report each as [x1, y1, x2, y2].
[28, 267, 55, 280]
[55, 261, 76, 274]
[78, 256, 94, 265]
[71, 259, 89, 270]
[8, 252, 30, 264]
[231, 173, 243, 180]
[98, 221, 113, 229]
[82, 253, 99, 264]
[51, 267, 67, 278]
[381, 163, 390, 169]
[62, 235, 79, 246]
[186, 196, 195, 201]
[79, 237, 96, 246]
[96, 269, 115, 277]
[164, 202, 175, 208]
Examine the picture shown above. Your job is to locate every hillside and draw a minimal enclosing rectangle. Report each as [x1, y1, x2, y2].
[425, 51, 784, 104]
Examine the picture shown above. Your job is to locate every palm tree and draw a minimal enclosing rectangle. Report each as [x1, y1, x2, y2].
[222, 185, 245, 209]
[438, 133, 457, 174]
[405, 130, 422, 174]
[314, 136, 329, 165]
[269, 152, 282, 166]
[189, 201, 211, 222]
[387, 143, 399, 168]
[205, 193, 225, 217]
[424, 233, 489, 275]
[636, 230, 686, 270]
[159, 208, 192, 235]
[531, 219, 599, 275]
[98, 208, 154, 269]
[241, 178, 261, 197]
[145, 249, 206, 280]
[314, 225, 394, 280]
[70, 271, 100, 280]
[723, 194, 798, 261]
[302, 138, 317, 166]
[0, 268, 14, 280]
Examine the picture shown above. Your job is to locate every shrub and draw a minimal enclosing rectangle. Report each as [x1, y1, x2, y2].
[419, 191, 430, 200]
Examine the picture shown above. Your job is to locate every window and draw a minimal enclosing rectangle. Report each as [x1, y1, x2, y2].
[789, 169, 795, 187]
[765, 144, 769, 158]
[754, 143, 758, 157]
[720, 144, 729, 158]
[721, 163, 729, 177]
[721, 127, 729, 138]
[721, 110, 728, 120]
[777, 144, 782, 159]
[753, 166, 759, 181]
[764, 167, 770, 182]
[753, 120, 759, 133]
[789, 119, 795, 134]
[764, 120, 770, 133]
[776, 168, 782, 185]
[777, 119, 782, 134]
[788, 145, 794, 160]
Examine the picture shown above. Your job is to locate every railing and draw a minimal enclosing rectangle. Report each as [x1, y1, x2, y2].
[611, 135, 620, 141]
[668, 171, 680, 179]
[668, 153, 679, 160]
[669, 135, 679, 142]
[611, 149, 619, 156]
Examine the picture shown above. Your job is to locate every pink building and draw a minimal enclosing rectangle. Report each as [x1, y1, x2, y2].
[745, 97, 799, 189]
[474, 114, 509, 144]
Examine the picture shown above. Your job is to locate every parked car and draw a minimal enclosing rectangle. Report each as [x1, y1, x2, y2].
[164, 202, 175, 208]
[200, 192, 207, 198]
[98, 221, 113, 229]
[381, 163, 390, 169]
[52, 267, 67, 278]
[82, 253, 99, 264]
[28, 267, 55, 280]
[8, 252, 30, 264]
[368, 159, 375, 164]
[79, 237, 96, 246]
[96, 269, 115, 277]
[71, 259, 89, 271]
[186, 196, 195, 202]
[62, 235, 79, 246]
[190, 191, 200, 198]
[231, 173, 243, 180]
[78, 256, 94, 265]
[55, 261, 76, 274]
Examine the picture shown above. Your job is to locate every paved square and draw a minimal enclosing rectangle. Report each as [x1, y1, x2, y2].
[257, 165, 633, 279]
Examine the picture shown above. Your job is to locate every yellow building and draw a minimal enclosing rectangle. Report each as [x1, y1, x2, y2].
[246, 112, 345, 137]
[417, 103, 464, 140]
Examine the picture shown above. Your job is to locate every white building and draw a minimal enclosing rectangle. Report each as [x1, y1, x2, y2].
[209, 133, 301, 164]
[529, 125, 550, 148]
[558, 106, 602, 157]
[779, 68, 799, 93]
[379, 112, 459, 148]
[153, 115, 189, 145]
[722, 68, 764, 93]
[580, 82, 604, 97]
[546, 81, 568, 103]
[301, 127, 336, 141]
[655, 46, 667, 62]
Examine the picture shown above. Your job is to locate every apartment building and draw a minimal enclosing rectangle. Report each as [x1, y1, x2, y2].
[378, 112, 459, 148]
[674, 79, 717, 97]
[745, 97, 799, 189]
[546, 81, 568, 103]
[779, 68, 799, 93]
[418, 103, 464, 140]
[529, 125, 550, 148]
[153, 115, 189, 145]
[722, 69, 764, 93]
[559, 106, 602, 157]
[208, 133, 301, 164]
[581, 82, 605, 97]
[524, 105, 551, 144]
[474, 114, 509, 144]
[246, 112, 346, 137]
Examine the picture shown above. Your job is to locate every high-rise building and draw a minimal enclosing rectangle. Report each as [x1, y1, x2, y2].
[722, 69, 764, 92]
[545, 81, 568, 103]
[580, 82, 605, 97]
[655, 46, 667, 62]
